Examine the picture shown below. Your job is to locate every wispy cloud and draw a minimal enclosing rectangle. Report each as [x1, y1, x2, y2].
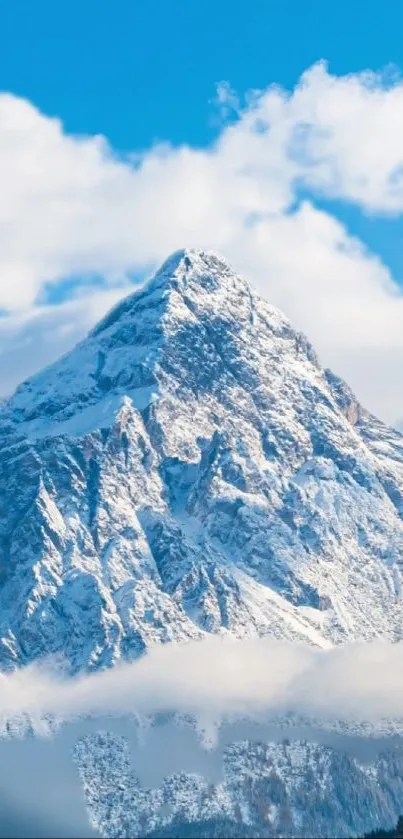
[2, 637, 403, 737]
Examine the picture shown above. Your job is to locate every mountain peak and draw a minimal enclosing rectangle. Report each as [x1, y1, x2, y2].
[2, 244, 403, 680]
[153, 247, 235, 281]
[89, 248, 251, 342]
[6, 248, 263, 434]
[148, 247, 251, 298]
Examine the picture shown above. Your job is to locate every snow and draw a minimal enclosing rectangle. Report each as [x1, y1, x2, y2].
[1, 247, 403, 666]
[1, 247, 403, 834]
[74, 728, 403, 838]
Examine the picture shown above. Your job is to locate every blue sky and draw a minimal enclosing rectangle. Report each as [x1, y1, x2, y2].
[1, 0, 403, 423]
[1, 0, 401, 150]
[1, 0, 402, 279]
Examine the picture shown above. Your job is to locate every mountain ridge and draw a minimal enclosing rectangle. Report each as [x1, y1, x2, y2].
[0, 248, 402, 674]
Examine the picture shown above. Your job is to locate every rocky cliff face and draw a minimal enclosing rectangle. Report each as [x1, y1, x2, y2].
[0, 248, 402, 672]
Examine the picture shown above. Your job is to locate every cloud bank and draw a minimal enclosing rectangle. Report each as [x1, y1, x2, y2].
[2, 637, 403, 739]
[1, 62, 403, 421]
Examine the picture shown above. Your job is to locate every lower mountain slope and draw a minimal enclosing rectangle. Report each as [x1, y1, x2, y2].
[74, 732, 403, 839]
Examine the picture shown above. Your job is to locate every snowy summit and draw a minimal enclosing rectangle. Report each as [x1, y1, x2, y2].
[0, 248, 402, 674]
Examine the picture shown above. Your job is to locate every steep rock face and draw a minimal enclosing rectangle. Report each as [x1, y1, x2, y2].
[0, 249, 403, 670]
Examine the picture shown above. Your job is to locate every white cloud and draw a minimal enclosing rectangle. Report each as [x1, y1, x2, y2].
[0, 288, 130, 398]
[210, 81, 240, 121]
[1, 63, 403, 420]
[2, 637, 403, 736]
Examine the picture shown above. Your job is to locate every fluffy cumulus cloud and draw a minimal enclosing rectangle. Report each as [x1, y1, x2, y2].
[1, 62, 403, 421]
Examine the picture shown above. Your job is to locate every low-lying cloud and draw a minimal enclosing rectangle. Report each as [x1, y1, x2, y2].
[2, 637, 403, 739]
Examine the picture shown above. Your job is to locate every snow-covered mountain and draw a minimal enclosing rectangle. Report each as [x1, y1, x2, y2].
[2, 247, 403, 837]
[1, 247, 403, 672]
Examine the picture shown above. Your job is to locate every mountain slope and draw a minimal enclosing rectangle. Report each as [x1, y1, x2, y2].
[74, 732, 403, 839]
[0, 248, 403, 672]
